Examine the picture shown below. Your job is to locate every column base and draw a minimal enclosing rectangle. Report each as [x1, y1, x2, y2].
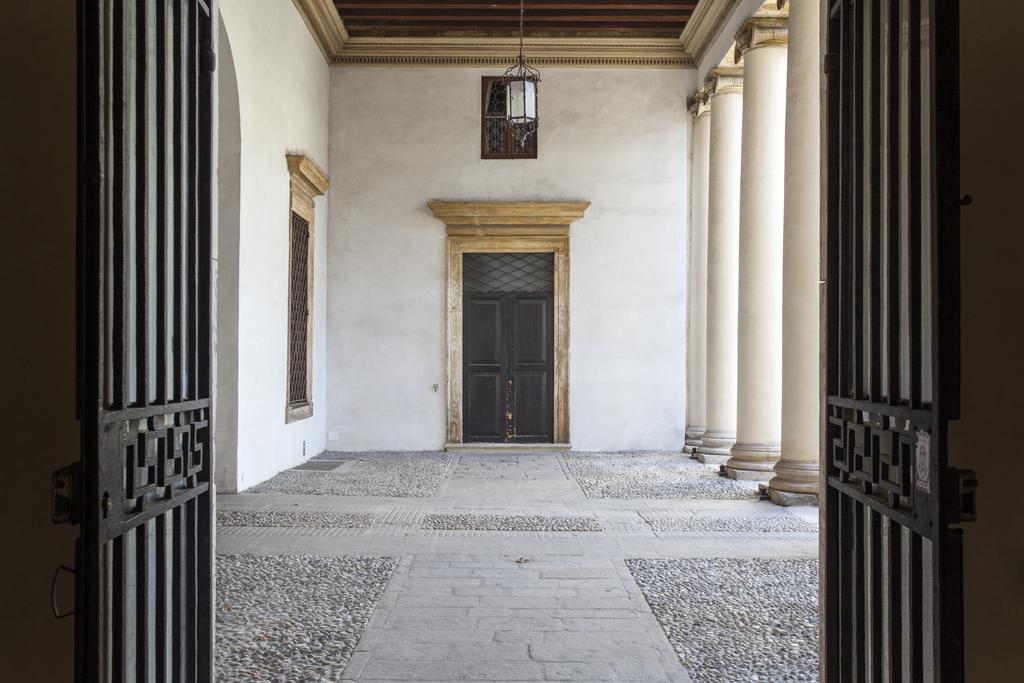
[725, 442, 781, 481]
[767, 458, 820, 501]
[696, 430, 735, 465]
[697, 451, 731, 465]
[683, 425, 706, 455]
[768, 489, 818, 507]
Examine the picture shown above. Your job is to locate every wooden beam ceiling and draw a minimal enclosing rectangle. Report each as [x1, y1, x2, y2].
[334, 0, 698, 39]
[293, 0, 752, 67]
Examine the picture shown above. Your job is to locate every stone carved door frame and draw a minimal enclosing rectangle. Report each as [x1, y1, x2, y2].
[428, 202, 590, 446]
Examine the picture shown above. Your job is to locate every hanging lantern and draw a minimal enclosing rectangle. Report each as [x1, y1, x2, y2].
[505, 76, 538, 126]
[503, 0, 540, 143]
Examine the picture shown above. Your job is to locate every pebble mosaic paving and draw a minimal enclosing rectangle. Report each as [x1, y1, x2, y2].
[217, 510, 376, 529]
[562, 451, 760, 500]
[246, 452, 453, 498]
[217, 451, 819, 681]
[215, 554, 397, 682]
[646, 515, 819, 534]
[421, 513, 604, 532]
[626, 557, 820, 682]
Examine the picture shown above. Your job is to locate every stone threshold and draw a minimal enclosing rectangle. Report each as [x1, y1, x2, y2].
[444, 443, 571, 453]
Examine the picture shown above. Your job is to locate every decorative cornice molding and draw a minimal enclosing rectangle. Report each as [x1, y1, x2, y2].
[734, 16, 789, 61]
[286, 154, 329, 219]
[292, 0, 347, 63]
[336, 37, 692, 68]
[291, 1, 693, 68]
[679, 0, 746, 64]
[335, 53, 691, 69]
[428, 201, 590, 236]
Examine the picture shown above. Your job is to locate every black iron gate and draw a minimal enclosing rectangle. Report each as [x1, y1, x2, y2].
[71, 1, 216, 680]
[824, 1, 974, 681]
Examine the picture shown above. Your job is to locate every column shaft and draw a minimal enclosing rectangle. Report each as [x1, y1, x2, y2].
[697, 71, 743, 466]
[685, 97, 711, 455]
[726, 19, 789, 480]
[770, 0, 822, 504]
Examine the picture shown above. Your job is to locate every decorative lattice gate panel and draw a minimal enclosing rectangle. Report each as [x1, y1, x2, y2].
[823, 1, 973, 681]
[74, 1, 216, 679]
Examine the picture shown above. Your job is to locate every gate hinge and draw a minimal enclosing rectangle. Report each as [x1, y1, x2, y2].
[52, 462, 82, 525]
[946, 467, 978, 523]
[823, 52, 839, 77]
[201, 47, 217, 72]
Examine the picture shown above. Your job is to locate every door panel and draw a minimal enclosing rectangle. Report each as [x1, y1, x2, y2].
[465, 297, 503, 365]
[512, 296, 549, 364]
[466, 372, 504, 441]
[464, 296, 506, 441]
[510, 295, 554, 442]
[77, 1, 215, 680]
[823, 1, 969, 681]
[512, 371, 550, 441]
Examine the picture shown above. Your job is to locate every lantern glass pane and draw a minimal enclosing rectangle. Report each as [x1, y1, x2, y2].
[506, 79, 526, 121]
[524, 79, 536, 119]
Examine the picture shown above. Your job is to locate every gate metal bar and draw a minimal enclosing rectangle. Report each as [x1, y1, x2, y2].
[824, 1, 967, 681]
[77, 1, 215, 680]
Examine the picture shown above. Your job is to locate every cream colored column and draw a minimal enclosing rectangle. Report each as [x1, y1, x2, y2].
[769, 0, 821, 504]
[725, 8, 789, 480]
[696, 61, 743, 466]
[685, 90, 711, 456]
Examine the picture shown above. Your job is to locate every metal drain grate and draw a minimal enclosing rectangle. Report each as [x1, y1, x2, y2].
[292, 460, 341, 472]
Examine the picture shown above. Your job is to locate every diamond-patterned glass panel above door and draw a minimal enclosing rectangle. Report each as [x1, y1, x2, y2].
[463, 253, 554, 293]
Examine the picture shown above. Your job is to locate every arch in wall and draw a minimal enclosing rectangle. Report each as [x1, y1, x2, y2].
[214, 14, 241, 492]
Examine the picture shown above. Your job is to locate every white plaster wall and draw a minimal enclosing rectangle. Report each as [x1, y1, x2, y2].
[214, 16, 241, 493]
[218, 0, 330, 490]
[328, 67, 694, 452]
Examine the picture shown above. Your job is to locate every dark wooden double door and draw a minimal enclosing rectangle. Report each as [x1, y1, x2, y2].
[463, 253, 554, 443]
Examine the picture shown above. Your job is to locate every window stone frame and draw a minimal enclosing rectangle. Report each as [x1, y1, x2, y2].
[285, 154, 329, 423]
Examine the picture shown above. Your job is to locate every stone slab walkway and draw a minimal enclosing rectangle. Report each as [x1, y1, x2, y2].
[217, 452, 819, 682]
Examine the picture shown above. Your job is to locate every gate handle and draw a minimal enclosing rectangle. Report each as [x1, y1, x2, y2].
[51, 565, 75, 619]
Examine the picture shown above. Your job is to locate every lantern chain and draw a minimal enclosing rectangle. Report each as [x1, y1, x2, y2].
[502, 0, 540, 145]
